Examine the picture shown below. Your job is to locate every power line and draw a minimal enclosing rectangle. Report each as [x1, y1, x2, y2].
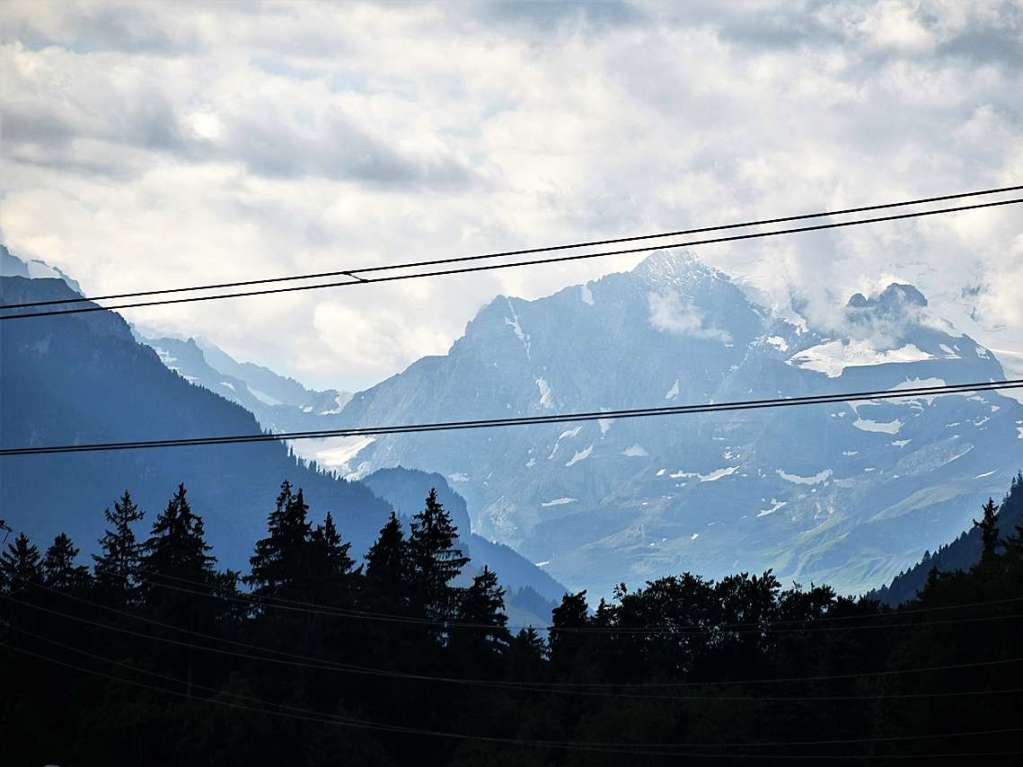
[2, 184, 1019, 312]
[2, 378, 1019, 456]
[6, 588, 1022, 700]
[2, 194, 1021, 320]
[7, 630, 1023, 756]
[5, 644, 1020, 760]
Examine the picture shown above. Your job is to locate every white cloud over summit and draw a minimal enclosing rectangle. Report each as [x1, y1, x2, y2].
[1, 1, 1021, 390]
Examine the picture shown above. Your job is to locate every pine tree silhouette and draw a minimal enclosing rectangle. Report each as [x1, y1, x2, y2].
[0, 533, 43, 594]
[140, 483, 216, 615]
[43, 533, 91, 592]
[452, 566, 510, 665]
[247, 480, 313, 599]
[93, 490, 144, 605]
[308, 511, 356, 604]
[973, 497, 999, 564]
[365, 512, 412, 611]
[550, 590, 590, 673]
[409, 488, 469, 620]
[509, 626, 548, 681]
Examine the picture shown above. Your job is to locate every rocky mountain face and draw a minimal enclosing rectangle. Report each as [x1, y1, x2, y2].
[331, 251, 1023, 597]
[139, 334, 351, 434]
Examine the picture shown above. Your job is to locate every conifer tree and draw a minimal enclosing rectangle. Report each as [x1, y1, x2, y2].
[93, 491, 144, 605]
[509, 627, 548, 681]
[0, 533, 43, 594]
[451, 566, 510, 662]
[973, 497, 1000, 564]
[308, 511, 356, 604]
[247, 481, 313, 598]
[43, 533, 91, 592]
[409, 488, 468, 619]
[549, 590, 590, 672]
[140, 484, 216, 614]
[365, 512, 412, 610]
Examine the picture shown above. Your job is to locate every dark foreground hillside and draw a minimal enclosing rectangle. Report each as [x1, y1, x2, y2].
[2, 477, 1021, 766]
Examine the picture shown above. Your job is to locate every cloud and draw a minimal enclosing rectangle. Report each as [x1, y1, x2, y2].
[1, 1, 1022, 390]
[647, 291, 732, 343]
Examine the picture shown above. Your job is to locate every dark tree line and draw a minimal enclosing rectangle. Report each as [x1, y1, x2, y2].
[2, 479, 1022, 766]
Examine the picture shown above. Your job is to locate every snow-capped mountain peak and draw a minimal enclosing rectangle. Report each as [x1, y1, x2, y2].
[330, 252, 1019, 598]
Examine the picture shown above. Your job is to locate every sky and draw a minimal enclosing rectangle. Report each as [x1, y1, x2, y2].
[2, 0, 1021, 392]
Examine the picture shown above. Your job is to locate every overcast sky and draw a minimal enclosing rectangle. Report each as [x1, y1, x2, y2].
[2, 1, 1021, 391]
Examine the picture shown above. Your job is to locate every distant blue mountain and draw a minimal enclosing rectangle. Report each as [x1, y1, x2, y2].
[0, 244, 81, 293]
[0, 274, 391, 571]
[360, 467, 566, 607]
[138, 334, 351, 433]
[0, 254, 564, 614]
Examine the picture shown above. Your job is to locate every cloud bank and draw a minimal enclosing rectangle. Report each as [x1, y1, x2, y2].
[1, 1, 1021, 389]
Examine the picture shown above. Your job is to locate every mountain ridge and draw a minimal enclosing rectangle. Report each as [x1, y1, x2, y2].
[326, 250, 1022, 597]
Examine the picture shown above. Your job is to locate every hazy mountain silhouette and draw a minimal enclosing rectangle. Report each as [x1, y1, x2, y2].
[0, 274, 391, 571]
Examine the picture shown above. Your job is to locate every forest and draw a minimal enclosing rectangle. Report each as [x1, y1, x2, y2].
[2, 478, 1021, 766]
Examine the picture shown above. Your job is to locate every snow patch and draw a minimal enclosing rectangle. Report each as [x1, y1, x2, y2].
[665, 379, 681, 400]
[853, 418, 903, 434]
[536, 378, 553, 408]
[975, 470, 996, 479]
[580, 283, 594, 306]
[318, 392, 352, 415]
[670, 466, 739, 482]
[305, 436, 375, 469]
[776, 468, 832, 485]
[891, 439, 911, 447]
[541, 497, 577, 508]
[219, 381, 235, 391]
[565, 445, 593, 467]
[788, 340, 933, 378]
[548, 426, 581, 459]
[765, 336, 789, 352]
[504, 298, 531, 359]
[623, 444, 648, 457]
[449, 472, 470, 483]
[757, 499, 787, 517]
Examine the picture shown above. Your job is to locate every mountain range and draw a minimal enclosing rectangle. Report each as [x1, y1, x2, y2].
[0, 250, 565, 621]
[5, 243, 1021, 602]
[138, 333, 352, 434]
[325, 251, 1023, 597]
